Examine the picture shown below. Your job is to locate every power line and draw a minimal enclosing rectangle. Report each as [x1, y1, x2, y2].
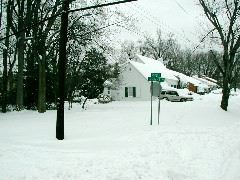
[68, 0, 137, 13]
[192, 28, 216, 53]
[125, 3, 191, 45]
[80, 20, 126, 37]
[173, 0, 189, 15]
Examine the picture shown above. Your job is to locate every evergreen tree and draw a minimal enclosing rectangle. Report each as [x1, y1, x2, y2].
[79, 48, 110, 108]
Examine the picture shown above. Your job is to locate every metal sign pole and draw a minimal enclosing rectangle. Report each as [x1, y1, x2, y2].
[150, 81, 153, 125]
[158, 81, 161, 125]
[148, 73, 163, 126]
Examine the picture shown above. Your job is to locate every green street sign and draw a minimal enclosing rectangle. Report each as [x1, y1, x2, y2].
[148, 77, 158, 81]
[148, 73, 162, 82]
[151, 73, 161, 78]
[159, 78, 165, 82]
[148, 76, 165, 82]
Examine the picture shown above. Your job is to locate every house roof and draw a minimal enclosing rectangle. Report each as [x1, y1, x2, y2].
[129, 55, 208, 88]
[201, 75, 218, 84]
[169, 70, 209, 88]
[129, 55, 178, 81]
[192, 76, 218, 86]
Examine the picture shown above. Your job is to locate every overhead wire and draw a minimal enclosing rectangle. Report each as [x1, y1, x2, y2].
[126, 2, 197, 47]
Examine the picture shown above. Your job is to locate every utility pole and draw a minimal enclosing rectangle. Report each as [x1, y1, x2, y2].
[56, 0, 138, 140]
[56, 0, 69, 140]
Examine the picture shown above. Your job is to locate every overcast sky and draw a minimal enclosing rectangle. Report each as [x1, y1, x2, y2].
[113, 0, 208, 48]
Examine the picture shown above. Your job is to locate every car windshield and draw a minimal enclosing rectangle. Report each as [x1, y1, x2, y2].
[166, 91, 178, 96]
[172, 91, 178, 96]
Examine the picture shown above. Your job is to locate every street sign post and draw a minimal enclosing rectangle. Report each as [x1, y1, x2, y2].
[151, 82, 162, 97]
[148, 73, 165, 126]
[159, 77, 165, 82]
[158, 81, 161, 125]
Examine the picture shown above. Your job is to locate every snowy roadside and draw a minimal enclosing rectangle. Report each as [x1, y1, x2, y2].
[0, 93, 240, 180]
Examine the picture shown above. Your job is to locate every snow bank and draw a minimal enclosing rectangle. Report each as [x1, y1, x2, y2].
[211, 88, 240, 96]
[0, 94, 240, 180]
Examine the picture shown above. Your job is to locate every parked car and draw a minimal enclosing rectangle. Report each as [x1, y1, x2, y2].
[160, 90, 193, 102]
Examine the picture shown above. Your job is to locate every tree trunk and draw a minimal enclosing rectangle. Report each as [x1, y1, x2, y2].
[38, 49, 46, 113]
[1, 2, 10, 113]
[82, 97, 88, 109]
[16, 2, 25, 111]
[220, 76, 230, 111]
[25, 0, 39, 110]
[16, 31, 25, 111]
[0, 0, 2, 29]
[2, 39, 9, 113]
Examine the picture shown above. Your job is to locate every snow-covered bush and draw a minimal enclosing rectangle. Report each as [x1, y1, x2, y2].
[98, 94, 111, 104]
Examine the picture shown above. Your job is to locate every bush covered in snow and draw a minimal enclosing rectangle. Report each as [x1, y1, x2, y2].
[98, 94, 111, 104]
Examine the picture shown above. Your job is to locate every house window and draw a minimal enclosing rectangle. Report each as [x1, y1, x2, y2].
[107, 87, 111, 94]
[125, 87, 136, 97]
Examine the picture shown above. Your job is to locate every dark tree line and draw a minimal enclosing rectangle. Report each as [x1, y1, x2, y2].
[0, 0, 122, 113]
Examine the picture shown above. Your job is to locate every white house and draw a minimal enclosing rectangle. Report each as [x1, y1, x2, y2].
[104, 55, 206, 101]
[192, 75, 218, 92]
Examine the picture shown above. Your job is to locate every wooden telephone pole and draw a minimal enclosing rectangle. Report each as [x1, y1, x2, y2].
[56, 0, 138, 140]
[56, 0, 69, 140]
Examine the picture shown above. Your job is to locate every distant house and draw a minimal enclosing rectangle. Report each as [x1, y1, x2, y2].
[192, 75, 218, 92]
[104, 55, 207, 101]
[201, 75, 218, 84]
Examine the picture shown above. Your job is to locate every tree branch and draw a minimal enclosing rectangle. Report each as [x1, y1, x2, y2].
[210, 50, 225, 75]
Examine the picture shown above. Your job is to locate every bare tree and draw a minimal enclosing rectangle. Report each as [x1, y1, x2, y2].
[0, 0, 2, 30]
[37, 1, 62, 113]
[140, 30, 181, 68]
[1, 0, 11, 112]
[15, 0, 26, 111]
[199, 0, 240, 111]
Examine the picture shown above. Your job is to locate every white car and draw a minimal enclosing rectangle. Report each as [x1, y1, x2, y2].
[160, 90, 193, 102]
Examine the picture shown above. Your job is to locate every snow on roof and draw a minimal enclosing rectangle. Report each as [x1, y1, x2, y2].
[201, 75, 218, 84]
[192, 76, 217, 86]
[127, 54, 213, 89]
[129, 55, 178, 81]
[130, 55, 208, 88]
[169, 70, 209, 88]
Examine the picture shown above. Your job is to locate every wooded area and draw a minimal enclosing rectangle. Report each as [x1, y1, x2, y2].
[0, 0, 239, 113]
[0, 0, 124, 113]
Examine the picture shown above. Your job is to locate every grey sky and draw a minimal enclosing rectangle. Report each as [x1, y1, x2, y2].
[115, 0, 207, 48]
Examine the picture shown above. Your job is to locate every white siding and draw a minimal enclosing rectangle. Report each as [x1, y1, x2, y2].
[113, 63, 151, 101]
[110, 62, 178, 101]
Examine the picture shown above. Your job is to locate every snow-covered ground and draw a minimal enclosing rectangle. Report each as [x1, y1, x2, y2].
[1, 92, 240, 180]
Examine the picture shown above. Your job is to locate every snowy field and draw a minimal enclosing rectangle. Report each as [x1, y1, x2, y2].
[1, 92, 240, 180]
